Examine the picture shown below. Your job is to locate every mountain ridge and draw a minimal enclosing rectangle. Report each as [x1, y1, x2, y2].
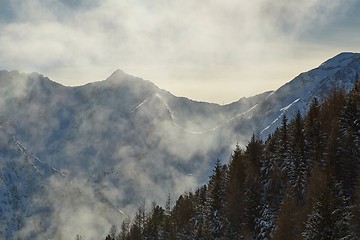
[0, 52, 360, 239]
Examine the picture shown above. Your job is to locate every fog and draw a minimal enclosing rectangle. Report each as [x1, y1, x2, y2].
[0, 70, 259, 239]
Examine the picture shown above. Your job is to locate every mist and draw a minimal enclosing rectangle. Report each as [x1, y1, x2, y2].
[0, 70, 261, 239]
[0, 1, 359, 238]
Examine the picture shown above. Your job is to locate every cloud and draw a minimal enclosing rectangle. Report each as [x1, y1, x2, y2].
[0, 0, 359, 103]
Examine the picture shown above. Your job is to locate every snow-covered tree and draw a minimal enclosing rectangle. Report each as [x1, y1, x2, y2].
[303, 183, 355, 240]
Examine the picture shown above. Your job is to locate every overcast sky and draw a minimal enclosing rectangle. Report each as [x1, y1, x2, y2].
[0, 0, 360, 103]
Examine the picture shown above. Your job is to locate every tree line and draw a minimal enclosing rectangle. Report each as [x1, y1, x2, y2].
[100, 80, 360, 239]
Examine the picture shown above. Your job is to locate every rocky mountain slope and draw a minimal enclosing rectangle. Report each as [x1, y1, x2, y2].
[0, 52, 359, 239]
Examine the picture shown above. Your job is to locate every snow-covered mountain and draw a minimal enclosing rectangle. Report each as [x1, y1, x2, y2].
[0, 52, 359, 239]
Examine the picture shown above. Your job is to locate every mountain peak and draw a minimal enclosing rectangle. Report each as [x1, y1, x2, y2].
[105, 69, 130, 81]
[320, 52, 360, 69]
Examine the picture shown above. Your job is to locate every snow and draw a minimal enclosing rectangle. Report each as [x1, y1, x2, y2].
[186, 104, 259, 134]
[0, 53, 359, 239]
[12, 134, 66, 177]
[280, 98, 300, 112]
[155, 93, 177, 120]
[266, 91, 275, 100]
[131, 99, 148, 112]
[319, 52, 359, 69]
[260, 99, 300, 135]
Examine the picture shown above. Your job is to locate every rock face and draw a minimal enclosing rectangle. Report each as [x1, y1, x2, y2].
[0, 52, 359, 239]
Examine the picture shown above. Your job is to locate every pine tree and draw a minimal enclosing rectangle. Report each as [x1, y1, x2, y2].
[304, 98, 323, 167]
[246, 134, 264, 173]
[143, 202, 165, 239]
[254, 203, 275, 240]
[302, 183, 355, 240]
[288, 111, 307, 202]
[272, 187, 298, 240]
[206, 159, 227, 239]
[162, 194, 176, 240]
[224, 144, 245, 239]
[172, 192, 196, 239]
[243, 136, 263, 238]
[129, 202, 146, 240]
[338, 80, 360, 196]
[192, 185, 207, 240]
[119, 217, 130, 240]
[264, 126, 286, 210]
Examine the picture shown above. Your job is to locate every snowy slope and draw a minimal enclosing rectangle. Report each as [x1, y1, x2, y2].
[252, 52, 360, 137]
[0, 52, 359, 239]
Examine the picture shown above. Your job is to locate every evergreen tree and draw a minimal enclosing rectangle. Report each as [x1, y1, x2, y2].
[338, 81, 360, 196]
[162, 194, 176, 240]
[246, 134, 264, 173]
[206, 159, 227, 239]
[172, 192, 196, 239]
[224, 144, 245, 239]
[302, 183, 355, 240]
[119, 217, 130, 240]
[143, 202, 165, 239]
[254, 203, 275, 240]
[193, 185, 208, 240]
[272, 187, 299, 240]
[129, 202, 146, 240]
[288, 111, 307, 202]
[243, 136, 263, 238]
[304, 97, 323, 167]
[264, 127, 286, 210]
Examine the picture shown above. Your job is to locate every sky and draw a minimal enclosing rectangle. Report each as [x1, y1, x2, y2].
[0, 0, 360, 104]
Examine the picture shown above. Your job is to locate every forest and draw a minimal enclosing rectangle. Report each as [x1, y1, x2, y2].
[99, 80, 360, 240]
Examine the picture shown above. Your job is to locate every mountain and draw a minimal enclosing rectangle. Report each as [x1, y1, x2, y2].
[254, 52, 360, 137]
[116, 78, 360, 240]
[0, 52, 359, 239]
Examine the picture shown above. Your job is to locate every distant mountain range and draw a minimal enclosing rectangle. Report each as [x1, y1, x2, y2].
[0, 52, 359, 239]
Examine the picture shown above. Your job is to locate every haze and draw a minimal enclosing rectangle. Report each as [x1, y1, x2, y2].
[0, 0, 360, 103]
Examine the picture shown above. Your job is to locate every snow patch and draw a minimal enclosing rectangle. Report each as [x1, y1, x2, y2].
[260, 98, 300, 135]
[131, 99, 148, 112]
[280, 98, 300, 112]
[155, 93, 177, 120]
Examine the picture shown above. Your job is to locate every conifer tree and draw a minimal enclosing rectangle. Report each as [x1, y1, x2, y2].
[119, 217, 130, 240]
[129, 202, 146, 240]
[302, 183, 355, 240]
[162, 194, 175, 240]
[264, 126, 286, 209]
[192, 185, 207, 240]
[272, 187, 299, 240]
[143, 202, 165, 239]
[338, 81, 360, 196]
[288, 111, 307, 202]
[206, 159, 227, 239]
[224, 144, 245, 239]
[304, 98, 323, 167]
[243, 136, 263, 237]
[172, 192, 196, 239]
